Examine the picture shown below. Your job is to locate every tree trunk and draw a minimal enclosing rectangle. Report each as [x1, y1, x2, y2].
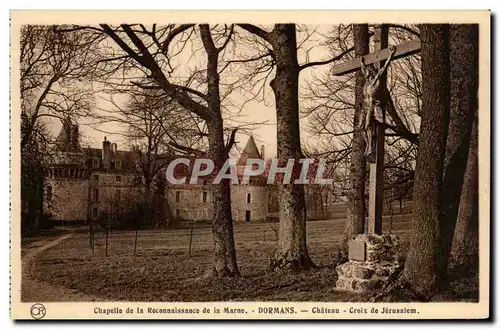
[209, 120, 239, 276]
[437, 24, 479, 287]
[269, 24, 314, 271]
[450, 116, 478, 269]
[403, 24, 450, 298]
[341, 24, 369, 260]
[200, 25, 240, 277]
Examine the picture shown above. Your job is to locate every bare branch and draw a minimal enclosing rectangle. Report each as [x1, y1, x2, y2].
[224, 128, 238, 155]
[99, 24, 146, 66]
[388, 24, 420, 38]
[299, 46, 354, 71]
[237, 24, 272, 42]
[217, 24, 235, 52]
[161, 24, 195, 54]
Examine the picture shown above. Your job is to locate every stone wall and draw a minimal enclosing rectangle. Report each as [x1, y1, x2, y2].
[88, 172, 142, 219]
[167, 183, 268, 222]
[167, 186, 213, 221]
[44, 178, 88, 221]
[45, 170, 143, 222]
[231, 184, 268, 222]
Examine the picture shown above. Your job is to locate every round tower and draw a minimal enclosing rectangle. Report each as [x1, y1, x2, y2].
[231, 136, 268, 222]
[44, 120, 90, 223]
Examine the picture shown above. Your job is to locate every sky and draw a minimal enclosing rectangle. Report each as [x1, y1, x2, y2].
[50, 24, 336, 160]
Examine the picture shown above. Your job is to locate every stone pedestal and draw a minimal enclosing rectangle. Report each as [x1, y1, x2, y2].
[336, 234, 402, 293]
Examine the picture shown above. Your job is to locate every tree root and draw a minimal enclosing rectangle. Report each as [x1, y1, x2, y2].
[268, 253, 316, 273]
[211, 266, 240, 278]
[368, 260, 435, 302]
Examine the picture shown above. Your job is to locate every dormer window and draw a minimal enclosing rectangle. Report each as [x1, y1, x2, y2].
[92, 158, 99, 168]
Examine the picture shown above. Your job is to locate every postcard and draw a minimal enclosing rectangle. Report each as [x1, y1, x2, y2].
[10, 10, 490, 320]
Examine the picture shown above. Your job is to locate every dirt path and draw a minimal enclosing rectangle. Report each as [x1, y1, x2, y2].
[22, 233, 104, 302]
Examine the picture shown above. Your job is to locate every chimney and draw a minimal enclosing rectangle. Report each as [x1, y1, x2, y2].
[260, 145, 265, 160]
[70, 124, 79, 150]
[102, 137, 111, 169]
[111, 143, 117, 154]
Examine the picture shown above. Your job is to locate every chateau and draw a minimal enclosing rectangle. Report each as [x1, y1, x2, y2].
[168, 135, 269, 222]
[44, 121, 270, 224]
[44, 121, 143, 224]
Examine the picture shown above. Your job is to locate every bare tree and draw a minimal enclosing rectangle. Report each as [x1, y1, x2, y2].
[237, 24, 316, 271]
[21, 119, 50, 234]
[20, 25, 102, 234]
[92, 23, 240, 277]
[20, 25, 101, 152]
[122, 91, 180, 229]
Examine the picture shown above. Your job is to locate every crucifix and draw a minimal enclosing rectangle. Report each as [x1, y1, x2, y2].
[331, 25, 421, 235]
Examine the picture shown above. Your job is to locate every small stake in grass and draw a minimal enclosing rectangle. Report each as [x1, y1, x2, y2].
[385, 198, 394, 234]
[187, 221, 194, 258]
[89, 222, 95, 255]
[105, 226, 109, 257]
[134, 224, 139, 256]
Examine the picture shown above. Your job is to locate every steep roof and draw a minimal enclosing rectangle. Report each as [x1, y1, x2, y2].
[55, 123, 70, 144]
[237, 136, 262, 166]
[84, 148, 138, 172]
[55, 119, 82, 153]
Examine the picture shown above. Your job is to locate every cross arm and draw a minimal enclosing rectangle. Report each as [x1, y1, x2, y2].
[330, 39, 421, 76]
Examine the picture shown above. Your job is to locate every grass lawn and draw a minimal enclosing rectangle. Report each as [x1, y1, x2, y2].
[24, 215, 477, 302]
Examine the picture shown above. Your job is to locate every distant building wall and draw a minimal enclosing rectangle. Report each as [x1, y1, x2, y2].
[46, 132, 354, 225]
[231, 184, 268, 222]
[167, 185, 213, 221]
[167, 182, 269, 222]
[45, 123, 148, 223]
[44, 175, 88, 222]
[88, 171, 141, 220]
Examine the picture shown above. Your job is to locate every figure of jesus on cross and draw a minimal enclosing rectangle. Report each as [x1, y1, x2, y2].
[331, 25, 421, 235]
[359, 45, 397, 161]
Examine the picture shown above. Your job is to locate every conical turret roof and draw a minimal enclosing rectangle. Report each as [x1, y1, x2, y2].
[237, 135, 262, 166]
[55, 118, 82, 152]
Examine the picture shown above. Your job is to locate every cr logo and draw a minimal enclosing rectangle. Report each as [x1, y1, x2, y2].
[30, 303, 46, 319]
